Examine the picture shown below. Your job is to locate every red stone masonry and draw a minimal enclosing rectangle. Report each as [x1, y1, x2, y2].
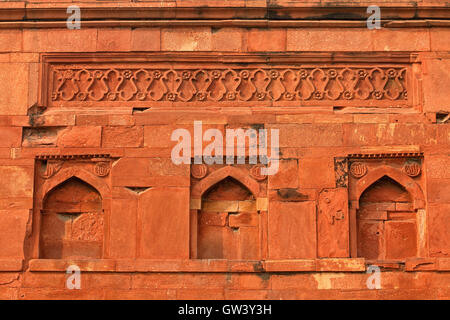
[0, 0, 449, 300]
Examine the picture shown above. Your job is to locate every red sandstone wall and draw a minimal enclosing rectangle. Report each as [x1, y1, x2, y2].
[0, 0, 449, 300]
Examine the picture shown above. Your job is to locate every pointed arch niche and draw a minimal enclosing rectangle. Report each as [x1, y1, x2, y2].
[190, 165, 267, 260]
[27, 155, 112, 260]
[41, 177, 103, 259]
[348, 158, 426, 261]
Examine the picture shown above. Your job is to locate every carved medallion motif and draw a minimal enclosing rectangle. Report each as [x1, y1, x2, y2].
[349, 162, 368, 179]
[249, 164, 267, 181]
[94, 162, 110, 177]
[191, 164, 208, 179]
[403, 162, 421, 177]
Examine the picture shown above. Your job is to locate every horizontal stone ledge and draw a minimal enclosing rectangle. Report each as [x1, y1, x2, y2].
[405, 257, 450, 271]
[0, 259, 23, 271]
[27, 258, 450, 273]
[1, 2, 449, 23]
[28, 258, 370, 273]
[29, 259, 116, 272]
[2, 20, 450, 29]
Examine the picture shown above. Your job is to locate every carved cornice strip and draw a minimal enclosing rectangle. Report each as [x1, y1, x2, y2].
[348, 152, 423, 159]
[36, 154, 111, 160]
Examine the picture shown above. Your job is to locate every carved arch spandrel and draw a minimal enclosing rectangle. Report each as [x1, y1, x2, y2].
[191, 165, 260, 199]
[352, 166, 425, 210]
[40, 167, 111, 202]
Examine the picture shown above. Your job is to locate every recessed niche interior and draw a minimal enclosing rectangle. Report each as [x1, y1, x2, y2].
[197, 177, 259, 260]
[40, 177, 104, 259]
[357, 176, 417, 260]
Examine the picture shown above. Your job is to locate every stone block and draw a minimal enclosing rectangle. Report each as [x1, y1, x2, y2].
[23, 28, 98, 52]
[0, 63, 28, 115]
[57, 126, 102, 148]
[248, 28, 286, 52]
[109, 198, 138, 259]
[139, 187, 190, 259]
[268, 159, 298, 189]
[161, 27, 211, 51]
[268, 201, 316, 259]
[102, 126, 144, 148]
[287, 28, 371, 52]
[298, 157, 335, 189]
[317, 188, 349, 258]
[0, 165, 33, 198]
[372, 29, 430, 51]
[0, 127, 21, 147]
[131, 28, 161, 51]
[423, 59, 450, 112]
[0, 209, 30, 258]
[97, 28, 131, 51]
[211, 27, 243, 52]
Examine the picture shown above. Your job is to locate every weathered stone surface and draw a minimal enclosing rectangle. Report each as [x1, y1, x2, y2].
[102, 126, 144, 148]
[0, 0, 448, 301]
[268, 201, 316, 259]
[318, 188, 349, 258]
[0, 210, 30, 259]
[0, 63, 28, 115]
[161, 27, 211, 51]
[139, 187, 190, 259]
[268, 159, 298, 189]
[57, 126, 102, 148]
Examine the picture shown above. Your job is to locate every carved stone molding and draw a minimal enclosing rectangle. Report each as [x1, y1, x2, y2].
[36, 154, 111, 160]
[348, 152, 423, 159]
[3, 4, 449, 28]
[37, 154, 113, 179]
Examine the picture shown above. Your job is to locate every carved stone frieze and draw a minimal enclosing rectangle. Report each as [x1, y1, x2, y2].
[42, 54, 415, 108]
[50, 66, 409, 104]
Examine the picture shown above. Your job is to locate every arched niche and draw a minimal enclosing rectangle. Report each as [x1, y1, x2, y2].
[357, 176, 417, 260]
[351, 167, 427, 261]
[40, 177, 104, 259]
[190, 166, 262, 260]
